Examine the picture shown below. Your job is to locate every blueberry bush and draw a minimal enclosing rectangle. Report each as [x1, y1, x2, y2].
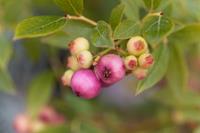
[1, 0, 200, 132]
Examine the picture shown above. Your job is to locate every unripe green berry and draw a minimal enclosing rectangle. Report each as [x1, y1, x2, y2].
[127, 36, 148, 56]
[61, 70, 74, 86]
[67, 56, 80, 70]
[68, 37, 89, 55]
[132, 67, 148, 80]
[77, 50, 93, 69]
[138, 53, 154, 69]
[124, 55, 138, 70]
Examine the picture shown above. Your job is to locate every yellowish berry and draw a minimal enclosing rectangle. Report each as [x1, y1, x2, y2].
[127, 36, 148, 56]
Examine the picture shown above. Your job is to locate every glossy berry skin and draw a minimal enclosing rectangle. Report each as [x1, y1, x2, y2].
[67, 56, 79, 71]
[77, 50, 93, 69]
[127, 36, 148, 56]
[124, 55, 138, 70]
[68, 37, 89, 55]
[138, 53, 154, 69]
[133, 68, 148, 80]
[94, 54, 125, 85]
[61, 70, 74, 86]
[71, 69, 101, 99]
[13, 114, 32, 133]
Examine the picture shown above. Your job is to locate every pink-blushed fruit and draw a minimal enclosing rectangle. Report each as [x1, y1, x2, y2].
[138, 53, 154, 68]
[39, 106, 65, 125]
[67, 56, 79, 71]
[94, 54, 125, 85]
[124, 55, 138, 70]
[127, 36, 148, 56]
[61, 70, 74, 86]
[133, 68, 148, 80]
[77, 50, 93, 69]
[13, 114, 32, 133]
[68, 37, 89, 55]
[71, 69, 101, 99]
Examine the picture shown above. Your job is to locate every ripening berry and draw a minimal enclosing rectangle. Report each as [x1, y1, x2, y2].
[127, 36, 148, 56]
[61, 70, 74, 86]
[71, 69, 102, 99]
[13, 114, 32, 133]
[39, 106, 65, 124]
[77, 50, 93, 69]
[67, 56, 79, 71]
[68, 37, 89, 55]
[124, 55, 138, 70]
[94, 54, 125, 85]
[138, 53, 154, 68]
[132, 68, 148, 80]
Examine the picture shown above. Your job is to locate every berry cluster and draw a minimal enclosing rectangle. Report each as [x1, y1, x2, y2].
[125, 36, 154, 80]
[13, 106, 65, 133]
[62, 36, 154, 99]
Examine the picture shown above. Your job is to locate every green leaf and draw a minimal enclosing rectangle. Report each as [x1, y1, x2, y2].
[109, 4, 125, 30]
[0, 34, 12, 69]
[143, 0, 162, 10]
[37, 125, 69, 133]
[136, 44, 169, 95]
[91, 21, 114, 48]
[171, 0, 200, 21]
[169, 24, 200, 45]
[14, 16, 66, 40]
[0, 68, 15, 93]
[166, 44, 188, 91]
[80, 122, 105, 133]
[27, 71, 54, 117]
[120, 0, 145, 21]
[65, 93, 93, 117]
[142, 15, 174, 47]
[42, 20, 93, 49]
[113, 20, 140, 40]
[54, 0, 83, 15]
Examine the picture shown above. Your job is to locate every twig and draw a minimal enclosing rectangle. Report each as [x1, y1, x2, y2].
[65, 15, 97, 26]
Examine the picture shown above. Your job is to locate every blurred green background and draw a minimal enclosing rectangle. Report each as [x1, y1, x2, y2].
[1, 0, 200, 133]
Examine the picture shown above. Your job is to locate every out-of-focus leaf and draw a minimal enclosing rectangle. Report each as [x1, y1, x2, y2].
[109, 4, 125, 30]
[65, 93, 93, 117]
[27, 71, 54, 117]
[14, 16, 66, 40]
[171, 0, 200, 22]
[173, 109, 200, 123]
[54, 0, 83, 15]
[143, 0, 162, 10]
[0, 0, 31, 25]
[91, 21, 114, 48]
[136, 44, 169, 95]
[23, 39, 42, 61]
[113, 20, 140, 40]
[0, 34, 12, 69]
[0, 68, 15, 93]
[155, 88, 200, 107]
[166, 44, 188, 91]
[194, 126, 200, 133]
[156, 0, 172, 15]
[42, 32, 71, 49]
[142, 15, 174, 47]
[42, 20, 93, 49]
[120, 0, 145, 21]
[37, 125, 69, 133]
[80, 121, 105, 133]
[169, 24, 200, 45]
